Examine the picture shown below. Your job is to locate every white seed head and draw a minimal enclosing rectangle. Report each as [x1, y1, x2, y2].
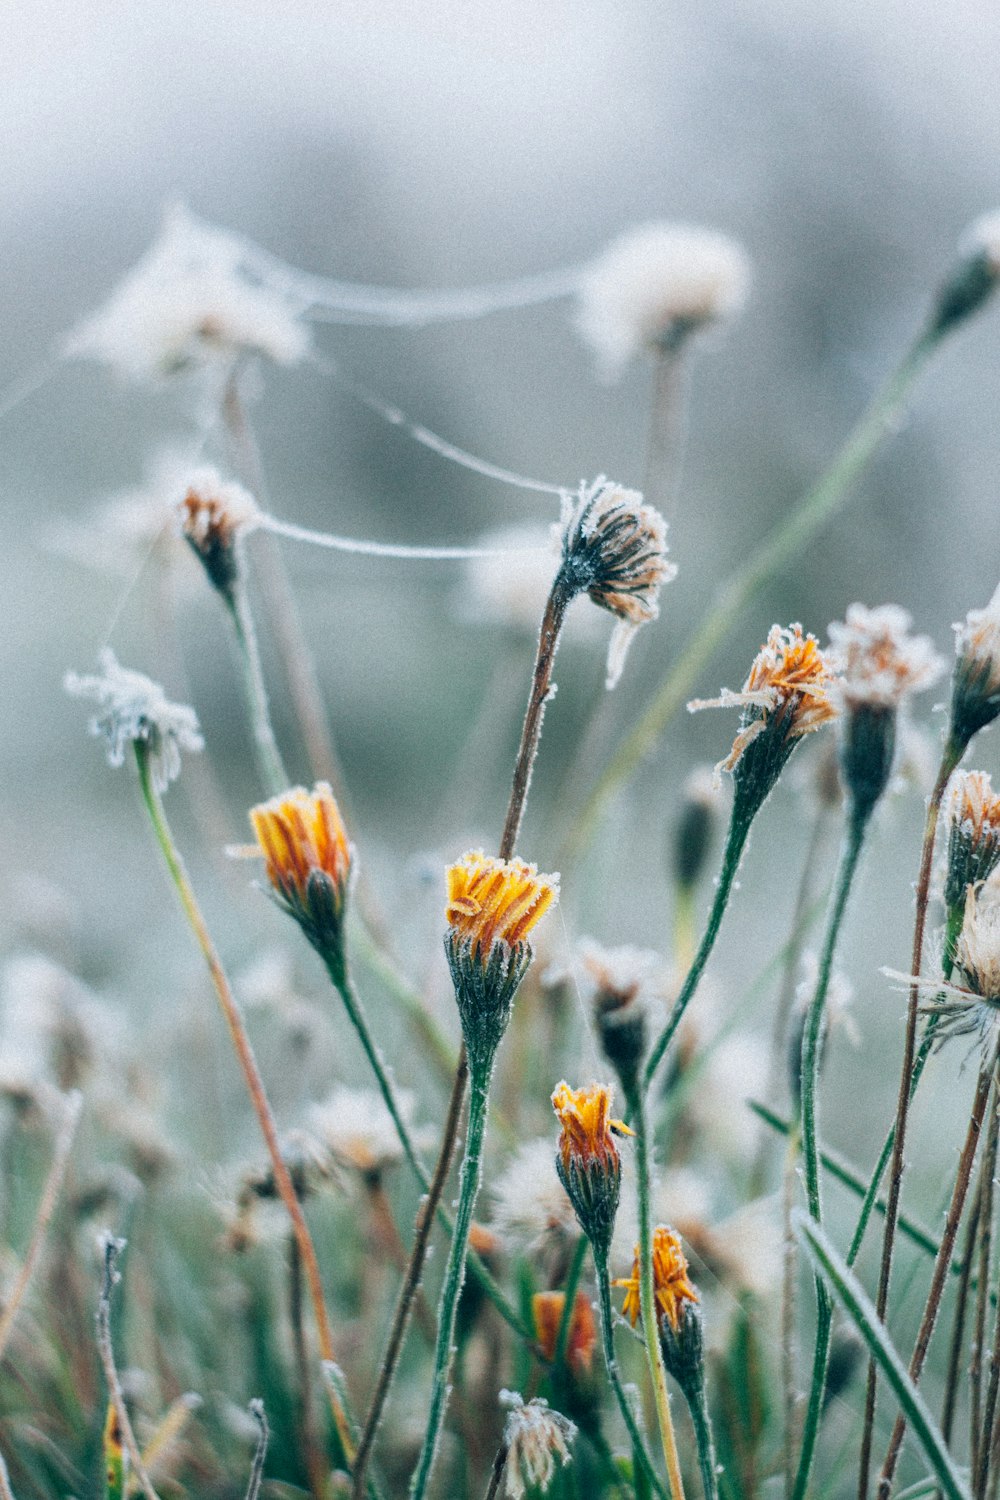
[499, 1391, 575, 1499]
[490, 1138, 577, 1255]
[956, 883, 1000, 1002]
[66, 204, 311, 382]
[65, 649, 204, 791]
[959, 211, 1000, 275]
[576, 222, 750, 380]
[309, 1085, 430, 1176]
[826, 603, 944, 709]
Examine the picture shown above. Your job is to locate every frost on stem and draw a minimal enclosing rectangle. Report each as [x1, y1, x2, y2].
[576, 222, 750, 380]
[65, 204, 311, 382]
[65, 650, 203, 792]
[559, 478, 677, 688]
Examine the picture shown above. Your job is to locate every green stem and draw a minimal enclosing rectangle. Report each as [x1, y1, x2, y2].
[224, 577, 288, 798]
[644, 800, 755, 1089]
[684, 1376, 720, 1500]
[634, 1089, 686, 1499]
[554, 1235, 590, 1370]
[594, 1255, 669, 1500]
[409, 1071, 492, 1500]
[564, 331, 936, 865]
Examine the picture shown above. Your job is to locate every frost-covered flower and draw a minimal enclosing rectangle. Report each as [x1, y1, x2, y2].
[66, 205, 311, 382]
[890, 883, 1000, 1053]
[310, 1085, 429, 1178]
[614, 1225, 699, 1333]
[499, 1391, 575, 1500]
[827, 604, 943, 710]
[944, 771, 1000, 915]
[250, 784, 354, 963]
[551, 1081, 632, 1260]
[576, 222, 750, 379]
[560, 478, 677, 688]
[930, 211, 1000, 337]
[177, 467, 261, 595]
[491, 1138, 578, 1258]
[951, 582, 1000, 747]
[65, 650, 203, 791]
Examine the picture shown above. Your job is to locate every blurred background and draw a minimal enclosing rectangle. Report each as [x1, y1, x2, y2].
[2, 0, 1000, 1415]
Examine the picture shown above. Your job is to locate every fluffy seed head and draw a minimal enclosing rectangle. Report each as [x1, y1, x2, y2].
[499, 1392, 576, 1500]
[576, 222, 750, 379]
[955, 883, 1000, 1002]
[615, 1225, 699, 1333]
[65, 649, 203, 792]
[491, 1138, 578, 1259]
[446, 852, 558, 962]
[310, 1085, 428, 1179]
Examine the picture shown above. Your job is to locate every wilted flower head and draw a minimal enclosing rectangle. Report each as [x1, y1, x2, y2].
[894, 883, 1000, 1054]
[551, 1081, 631, 1261]
[445, 852, 558, 1077]
[499, 1392, 576, 1500]
[310, 1085, 428, 1181]
[690, 625, 839, 809]
[66, 204, 311, 382]
[250, 784, 353, 962]
[65, 650, 203, 792]
[559, 478, 676, 689]
[577, 939, 662, 1098]
[951, 583, 1000, 748]
[615, 1225, 699, 1333]
[177, 467, 261, 595]
[576, 222, 750, 379]
[491, 1138, 578, 1263]
[945, 771, 1000, 917]
[532, 1291, 597, 1377]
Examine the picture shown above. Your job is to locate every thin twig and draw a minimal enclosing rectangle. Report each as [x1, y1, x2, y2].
[0, 1090, 82, 1363]
[482, 1439, 509, 1500]
[244, 1400, 269, 1500]
[942, 1184, 981, 1450]
[96, 1237, 161, 1500]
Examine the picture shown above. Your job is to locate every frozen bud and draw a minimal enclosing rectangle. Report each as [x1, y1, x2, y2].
[615, 1225, 699, 1335]
[250, 784, 353, 968]
[945, 772, 1000, 936]
[577, 939, 661, 1101]
[671, 766, 723, 890]
[689, 624, 839, 819]
[445, 852, 558, 1080]
[559, 478, 677, 689]
[928, 212, 1000, 340]
[65, 650, 203, 792]
[576, 222, 750, 379]
[66, 204, 311, 382]
[532, 1290, 598, 1378]
[177, 468, 260, 596]
[551, 1081, 632, 1262]
[950, 583, 1000, 750]
[826, 604, 944, 816]
[499, 1392, 576, 1500]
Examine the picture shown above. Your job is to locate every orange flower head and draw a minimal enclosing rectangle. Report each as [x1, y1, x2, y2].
[532, 1290, 597, 1377]
[615, 1225, 699, 1333]
[250, 783, 352, 958]
[177, 468, 259, 594]
[551, 1081, 632, 1259]
[946, 770, 1000, 914]
[446, 851, 558, 961]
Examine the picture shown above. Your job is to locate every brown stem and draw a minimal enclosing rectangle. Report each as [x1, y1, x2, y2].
[349, 1053, 468, 1499]
[972, 1091, 1000, 1489]
[978, 1171, 1000, 1499]
[942, 1184, 982, 1449]
[858, 746, 959, 1498]
[878, 1051, 996, 1494]
[364, 1178, 436, 1343]
[482, 1439, 509, 1500]
[499, 577, 571, 861]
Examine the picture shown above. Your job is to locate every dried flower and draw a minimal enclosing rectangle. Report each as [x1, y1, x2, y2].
[559, 478, 677, 688]
[615, 1225, 699, 1333]
[65, 650, 203, 792]
[66, 204, 311, 382]
[689, 624, 839, 813]
[551, 1081, 632, 1261]
[499, 1391, 576, 1500]
[951, 583, 1000, 749]
[445, 852, 558, 1079]
[532, 1291, 598, 1376]
[890, 883, 1000, 1053]
[250, 784, 353, 963]
[577, 939, 662, 1100]
[944, 771, 1000, 917]
[491, 1139, 579, 1265]
[177, 467, 261, 595]
[310, 1085, 429, 1181]
[576, 222, 750, 379]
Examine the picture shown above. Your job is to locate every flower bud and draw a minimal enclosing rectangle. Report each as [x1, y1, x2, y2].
[928, 212, 1000, 340]
[577, 940, 657, 1103]
[670, 767, 722, 891]
[944, 772, 1000, 918]
[177, 468, 260, 597]
[551, 1081, 631, 1262]
[950, 583, 1000, 750]
[250, 784, 353, 966]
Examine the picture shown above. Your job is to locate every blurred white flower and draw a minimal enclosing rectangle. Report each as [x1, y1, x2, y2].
[576, 222, 750, 380]
[65, 204, 311, 382]
[686, 1032, 769, 1163]
[310, 1084, 430, 1177]
[490, 1137, 577, 1256]
[65, 649, 203, 791]
[458, 523, 561, 634]
[499, 1391, 575, 1499]
[46, 449, 200, 580]
[959, 210, 1000, 273]
[827, 603, 944, 710]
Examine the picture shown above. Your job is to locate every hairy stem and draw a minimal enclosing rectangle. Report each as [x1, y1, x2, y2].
[858, 741, 961, 1498]
[134, 743, 355, 1466]
[594, 1256, 669, 1500]
[224, 576, 288, 797]
[499, 576, 572, 858]
[554, 1235, 590, 1370]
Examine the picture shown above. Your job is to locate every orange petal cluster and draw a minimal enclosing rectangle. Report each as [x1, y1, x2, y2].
[446, 851, 558, 959]
[551, 1081, 631, 1179]
[532, 1290, 597, 1376]
[615, 1225, 699, 1333]
[250, 782, 352, 904]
